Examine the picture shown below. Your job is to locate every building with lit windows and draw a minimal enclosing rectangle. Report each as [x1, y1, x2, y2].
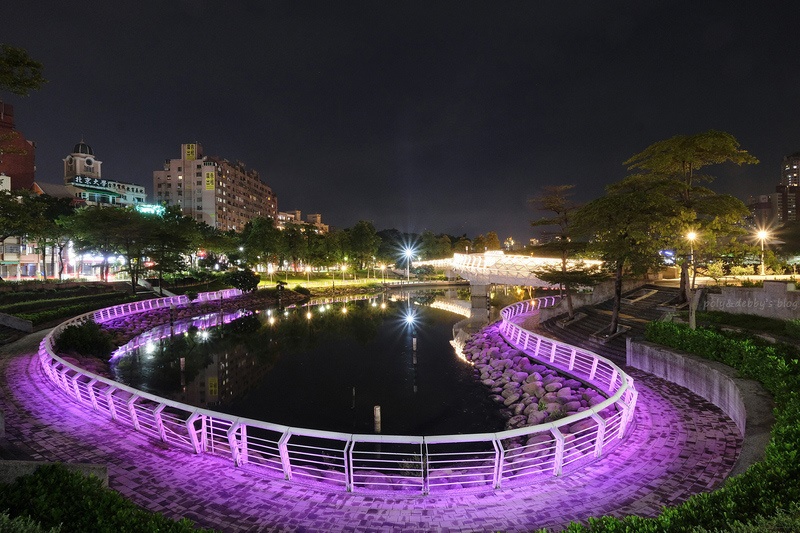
[774, 152, 800, 224]
[63, 141, 146, 206]
[153, 143, 277, 231]
[746, 194, 778, 227]
[276, 210, 329, 233]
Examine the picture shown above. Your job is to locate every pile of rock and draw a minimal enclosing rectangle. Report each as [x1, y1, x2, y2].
[462, 324, 613, 432]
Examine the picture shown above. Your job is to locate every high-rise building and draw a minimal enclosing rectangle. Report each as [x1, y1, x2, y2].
[153, 143, 277, 231]
[775, 152, 800, 223]
[0, 102, 36, 190]
[746, 194, 778, 227]
[62, 141, 146, 206]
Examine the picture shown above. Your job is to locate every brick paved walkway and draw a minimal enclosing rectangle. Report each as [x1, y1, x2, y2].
[1, 330, 742, 532]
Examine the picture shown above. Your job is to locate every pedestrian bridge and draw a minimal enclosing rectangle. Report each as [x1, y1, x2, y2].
[417, 251, 602, 287]
[414, 252, 602, 320]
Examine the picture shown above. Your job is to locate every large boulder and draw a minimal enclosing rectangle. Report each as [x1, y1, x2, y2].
[521, 382, 545, 398]
[544, 382, 563, 393]
[503, 393, 521, 406]
[511, 371, 529, 383]
[556, 387, 574, 398]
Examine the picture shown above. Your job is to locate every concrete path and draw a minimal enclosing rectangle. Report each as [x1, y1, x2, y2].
[1, 330, 741, 532]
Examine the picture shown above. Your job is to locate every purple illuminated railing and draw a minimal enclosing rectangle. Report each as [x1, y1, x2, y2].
[38, 292, 636, 495]
[92, 289, 242, 324]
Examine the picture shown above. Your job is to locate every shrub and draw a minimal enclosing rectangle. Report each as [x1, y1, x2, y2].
[293, 285, 311, 296]
[785, 319, 800, 338]
[705, 260, 725, 282]
[739, 278, 764, 288]
[0, 512, 59, 533]
[0, 464, 210, 532]
[730, 265, 754, 277]
[54, 320, 116, 360]
[222, 269, 259, 292]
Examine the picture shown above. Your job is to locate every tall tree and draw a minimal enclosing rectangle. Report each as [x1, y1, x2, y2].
[147, 206, 199, 294]
[28, 194, 75, 279]
[63, 206, 152, 292]
[241, 217, 281, 268]
[346, 220, 381, 269]
[530, 185, 593, 319]
[472, 234, 486, 253]
[0, 190, 42, 242]
[485, 231, 502, 251]
[574, 176, 690, 334]
[623, 130, 758, 300]
[281, 224, 308, 271]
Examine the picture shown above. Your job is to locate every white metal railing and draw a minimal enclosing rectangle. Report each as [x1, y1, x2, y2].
[92, 289, 242, 324]
[38, 293, 636, 495]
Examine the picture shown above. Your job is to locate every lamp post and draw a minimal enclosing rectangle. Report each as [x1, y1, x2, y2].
[404, 248, 413, 282]
[758, 230, 768, 276]
[686, 231, 698, 330]
[305, 265, 311, 283]
[687, 231, 697, 290]
[380, 264, 386, 284]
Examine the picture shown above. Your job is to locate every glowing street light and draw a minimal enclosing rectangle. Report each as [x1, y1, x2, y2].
[380, 264, 386, 284]
[757, 230, 769, 276]
[305, 265, 311, 283]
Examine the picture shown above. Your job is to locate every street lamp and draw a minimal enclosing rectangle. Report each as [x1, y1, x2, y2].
[757, 230, 769, 276]
[305, 265, 311, 283]
[404, 248, 414, 282]
[380, 264, 386, 284]
[687, 231, 697, 290]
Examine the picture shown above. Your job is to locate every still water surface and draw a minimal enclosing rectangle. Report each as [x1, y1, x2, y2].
[112, 291, 506, 435]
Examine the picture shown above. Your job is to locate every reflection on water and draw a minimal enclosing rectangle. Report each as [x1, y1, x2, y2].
[112, 290, 506, 435]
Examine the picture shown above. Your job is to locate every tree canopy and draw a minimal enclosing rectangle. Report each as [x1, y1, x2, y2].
[0, 44, 47, 96]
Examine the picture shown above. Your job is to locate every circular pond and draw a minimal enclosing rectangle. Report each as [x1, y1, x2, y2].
[111, 291, 507, 435]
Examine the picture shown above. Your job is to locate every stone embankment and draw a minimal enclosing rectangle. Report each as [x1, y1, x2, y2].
[462, 324, 614, 437]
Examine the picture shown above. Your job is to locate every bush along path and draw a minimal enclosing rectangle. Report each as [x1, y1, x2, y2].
[565, 321, 798, 532]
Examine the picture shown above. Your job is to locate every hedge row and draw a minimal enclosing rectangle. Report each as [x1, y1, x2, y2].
[0, 286, 113, 306]
[693, 310, 800, 340]
[0, 463, 213, 532]
[15, 294, 134, 325]
[560, 321, 800, 532]
[0, 291, 128, 315]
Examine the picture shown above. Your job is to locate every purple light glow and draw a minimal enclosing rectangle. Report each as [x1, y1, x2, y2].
[7, 347, 741, 532]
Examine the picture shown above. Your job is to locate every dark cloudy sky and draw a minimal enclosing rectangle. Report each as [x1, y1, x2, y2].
[4, 1, 800, 240]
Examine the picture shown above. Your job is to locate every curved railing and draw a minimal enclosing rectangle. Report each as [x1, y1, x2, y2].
[38, 292, 636, 494]
[92, 289, 242, 324]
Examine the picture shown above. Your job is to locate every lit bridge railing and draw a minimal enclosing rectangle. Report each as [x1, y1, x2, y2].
[446, 251, 603, 287]
[38, 291, 636, 495]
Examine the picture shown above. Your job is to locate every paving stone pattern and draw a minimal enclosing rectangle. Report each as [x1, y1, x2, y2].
[0, 330, 742, 532]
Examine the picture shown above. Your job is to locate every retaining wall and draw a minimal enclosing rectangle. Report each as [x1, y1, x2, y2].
[626, 339, 774, 476]
[705, 281, 800, 321]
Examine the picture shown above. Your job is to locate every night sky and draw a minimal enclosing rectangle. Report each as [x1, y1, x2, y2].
[5, 1, 800, 241]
